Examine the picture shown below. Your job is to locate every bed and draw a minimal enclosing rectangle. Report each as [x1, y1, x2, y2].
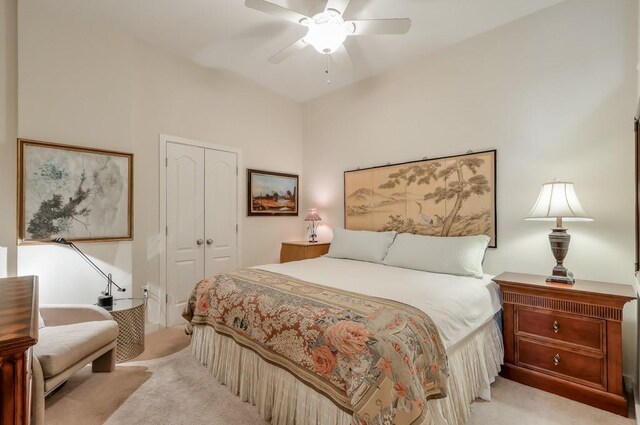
[183, 253, 503, 425]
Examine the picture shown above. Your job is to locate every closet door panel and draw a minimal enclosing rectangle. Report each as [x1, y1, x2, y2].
[166, 142, 205, 327]
[204, 149, 238, 276]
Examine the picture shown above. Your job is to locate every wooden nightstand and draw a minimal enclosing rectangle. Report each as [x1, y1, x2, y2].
[280, 241, 330, 263]
[494, 272, 635, 416]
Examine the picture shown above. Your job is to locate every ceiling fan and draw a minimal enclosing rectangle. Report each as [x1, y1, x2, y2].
[245, 0, 411, 64]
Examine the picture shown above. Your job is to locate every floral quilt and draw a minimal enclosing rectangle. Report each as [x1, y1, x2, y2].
[183, 268, 449, 425]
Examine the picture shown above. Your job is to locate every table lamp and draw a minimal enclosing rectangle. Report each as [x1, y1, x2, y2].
[304, 208, 322, 243]
[524, 181, 593, 284]
[51, 237, 126, 307]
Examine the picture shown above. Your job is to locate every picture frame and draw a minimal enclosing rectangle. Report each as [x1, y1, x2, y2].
[247, 169, 299, 216]
[344, 149, 497, 248]
[18, 139, 134, 244]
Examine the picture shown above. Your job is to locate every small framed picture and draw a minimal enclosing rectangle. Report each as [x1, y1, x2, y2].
[247, 169, 298, 216]
[18, 139, 134, 243]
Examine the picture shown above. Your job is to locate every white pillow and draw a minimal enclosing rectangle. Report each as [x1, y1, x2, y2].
[383, 233, 490, 278]
[38, 309, 45, 329]
[327, 228, 397, 264]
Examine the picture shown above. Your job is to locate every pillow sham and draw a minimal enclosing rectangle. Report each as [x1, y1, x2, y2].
[383, 233, 490, 278]
[326, 228, 397, 264]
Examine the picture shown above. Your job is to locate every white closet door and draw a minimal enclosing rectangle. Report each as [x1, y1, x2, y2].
[204, 149, 238, 276]
[166, 142, 205, 327]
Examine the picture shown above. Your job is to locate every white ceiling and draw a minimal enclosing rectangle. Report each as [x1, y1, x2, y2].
[54, 0, 562, 102]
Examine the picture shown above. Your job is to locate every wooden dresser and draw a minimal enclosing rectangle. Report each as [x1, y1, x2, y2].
[280, 241, 330, 263]
[494, 272, 635, 416]
[0, 276, 39, 425]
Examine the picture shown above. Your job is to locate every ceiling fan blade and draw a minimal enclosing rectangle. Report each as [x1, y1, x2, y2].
[268, 38, 308, 63]
[324, 0, 351, 15]
[331, 44, 353, 69]
[347, 18, 411, 35]
[245, 0, 310, 25]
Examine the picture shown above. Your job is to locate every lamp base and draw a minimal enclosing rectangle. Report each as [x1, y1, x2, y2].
[546, 274, 575, 285]
[97, 294, 113, 309]
[547, 227, 575, 285]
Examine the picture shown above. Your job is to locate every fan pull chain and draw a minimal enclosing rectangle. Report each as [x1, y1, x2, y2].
[325, 55, 331, 85]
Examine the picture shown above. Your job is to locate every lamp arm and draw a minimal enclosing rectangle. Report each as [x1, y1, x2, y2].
[68, 242, 126, 292]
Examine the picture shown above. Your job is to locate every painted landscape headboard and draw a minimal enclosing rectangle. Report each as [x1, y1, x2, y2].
[344, 150, 497, 247]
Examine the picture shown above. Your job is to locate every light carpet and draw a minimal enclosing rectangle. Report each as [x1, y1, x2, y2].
[45, 328, 634, 425]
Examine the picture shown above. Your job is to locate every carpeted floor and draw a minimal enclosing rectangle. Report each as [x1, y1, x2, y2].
[45, 328, 635, 425]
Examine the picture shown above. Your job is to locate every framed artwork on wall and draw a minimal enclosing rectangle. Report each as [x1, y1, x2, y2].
[18, 139, 134, 243]
[344, 150, 497, 247]
[247, 169, 299, 216]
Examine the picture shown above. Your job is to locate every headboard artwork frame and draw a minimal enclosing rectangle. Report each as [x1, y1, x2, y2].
[344, 149, 497, 248]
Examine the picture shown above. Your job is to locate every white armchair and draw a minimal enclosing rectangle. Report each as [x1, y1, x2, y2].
[31, 304, 118, 425]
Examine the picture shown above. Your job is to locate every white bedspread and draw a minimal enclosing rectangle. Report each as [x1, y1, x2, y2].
[257, 256, 502, 351]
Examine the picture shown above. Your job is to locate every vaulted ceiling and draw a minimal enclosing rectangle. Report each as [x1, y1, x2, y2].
[53, 0, 562, 102]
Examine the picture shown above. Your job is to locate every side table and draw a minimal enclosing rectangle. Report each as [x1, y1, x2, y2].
[107, 298, 146, 363]
[280, 241, 330, 263]
[494, 272, 634, 416]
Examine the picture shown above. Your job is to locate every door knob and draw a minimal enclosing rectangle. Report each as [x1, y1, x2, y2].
[206, 239, 213, 245]
[196, 239, 204, 246]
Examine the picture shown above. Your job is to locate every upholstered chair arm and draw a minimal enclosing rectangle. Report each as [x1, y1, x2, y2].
[40, 304, 113, 327]
[31, 356, 45, 425]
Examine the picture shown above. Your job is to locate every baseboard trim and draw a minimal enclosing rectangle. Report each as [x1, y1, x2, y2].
[622, 374, 637, 422]
[635, 388, 639, 425]
[145, 321, 161, 334]
[624, 374, 635, 394]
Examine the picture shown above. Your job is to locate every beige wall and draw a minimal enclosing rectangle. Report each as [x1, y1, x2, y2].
[303, 0, 638, 376]
[0, 0, 17, 276]
[16, 0, 303, 323]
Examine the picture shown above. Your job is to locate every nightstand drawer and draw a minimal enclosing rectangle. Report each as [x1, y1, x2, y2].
[516, 338, 605, 389]
[516, 307, 604, 351]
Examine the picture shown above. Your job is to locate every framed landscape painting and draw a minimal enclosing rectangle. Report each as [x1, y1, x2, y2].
[18, 139, 134, 243]
[247, 169, 298, 216]
[344, 150, 497, 247]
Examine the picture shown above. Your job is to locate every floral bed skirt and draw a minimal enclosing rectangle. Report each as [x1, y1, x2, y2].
[190, 317, 503, 425]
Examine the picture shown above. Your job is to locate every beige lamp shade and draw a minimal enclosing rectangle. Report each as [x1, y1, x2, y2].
[524, 181, 593, 222]
[304, 208, 321, 222]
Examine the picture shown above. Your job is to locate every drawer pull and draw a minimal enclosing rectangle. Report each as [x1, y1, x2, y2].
[552, 320, 560, 333]
[553, 354, 560, 366]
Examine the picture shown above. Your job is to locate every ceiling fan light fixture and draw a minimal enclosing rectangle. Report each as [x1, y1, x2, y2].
[303, 10, 348, 54]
